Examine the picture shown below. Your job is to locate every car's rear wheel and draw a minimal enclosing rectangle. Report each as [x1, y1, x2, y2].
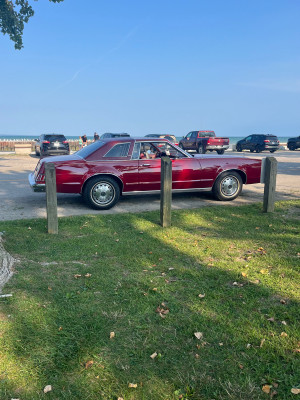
[216, 149, 225, 155]
[83, 176, 120, 210]
[198, 145, 206, 154]
[236, 144, 242, 152]
[212, 171, 243, 201]
[35, 147, 40, 156]
[270, 150, 276, 153]
[288, 144, 296, 151]
[255, 145, 261, 153]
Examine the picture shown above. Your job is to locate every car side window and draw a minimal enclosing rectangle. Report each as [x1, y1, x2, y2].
[245, 136, 252, 142]
[186, 132, 193, 139]
[191, 132, 198, 139]
[104, 143, 130, 157]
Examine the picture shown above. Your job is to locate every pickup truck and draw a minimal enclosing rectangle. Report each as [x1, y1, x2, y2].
[179, 131, 230, 154]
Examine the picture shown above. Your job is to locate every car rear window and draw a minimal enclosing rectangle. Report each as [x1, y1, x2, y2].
[104, 142, 131, 157]
[76, 141, 106, 159]
[266, 136, 278, 140]
[44, 135, 66, 142]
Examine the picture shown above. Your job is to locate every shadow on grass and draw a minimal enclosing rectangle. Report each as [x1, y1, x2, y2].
[0, 201, 299, 399]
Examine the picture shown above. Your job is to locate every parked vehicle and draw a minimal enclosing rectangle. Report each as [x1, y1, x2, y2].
[287, 135, 300, 151]
[179, 131, 229, 154]
[29, 137, 262, 210]
[100, 133, 130, 139]
[34, 134, 69, 157]
[236, 134, 280, 153]
[144, 134, 177, 145]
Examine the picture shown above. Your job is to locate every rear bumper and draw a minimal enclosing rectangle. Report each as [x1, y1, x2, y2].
[28, 173, 46, 192]
[206, 145, 229, 150]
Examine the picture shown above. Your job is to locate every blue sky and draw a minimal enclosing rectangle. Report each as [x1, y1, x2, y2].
[1, 0, 300, 137]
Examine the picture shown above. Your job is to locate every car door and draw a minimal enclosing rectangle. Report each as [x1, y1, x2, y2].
[137, 141, 208, 191]
[181, 132, 193, 150]
[244, 135, 253, 151]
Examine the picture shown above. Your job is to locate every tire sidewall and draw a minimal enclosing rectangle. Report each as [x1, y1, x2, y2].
[213, 172, 242, 201]
[83, 176, 120, 210]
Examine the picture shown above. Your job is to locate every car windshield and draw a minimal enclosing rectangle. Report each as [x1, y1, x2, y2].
[76, 141, 106, 158]
[44, 135, 66, 142]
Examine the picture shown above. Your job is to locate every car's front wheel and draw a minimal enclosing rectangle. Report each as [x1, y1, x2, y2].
[288, 144, 296, 151]
[83, 176, 120, 210]
[212, 171, 243, 201]
[236, 144, 242, 152]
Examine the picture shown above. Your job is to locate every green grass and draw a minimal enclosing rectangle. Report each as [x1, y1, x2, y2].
[0, 200, 299, 400]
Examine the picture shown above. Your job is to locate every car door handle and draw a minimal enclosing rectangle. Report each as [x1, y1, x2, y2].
[142, 163, 150, 166]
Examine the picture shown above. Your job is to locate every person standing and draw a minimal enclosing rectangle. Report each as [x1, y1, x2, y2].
[94, 132, 99, 141]
[78, 136, 83, 149]
[82, 134, 88, 147]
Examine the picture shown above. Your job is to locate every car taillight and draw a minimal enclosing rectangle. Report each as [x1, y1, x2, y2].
[207, 139, 211, 145]
[43, 140, 50, 144]
[264, 140, 270, 143]
[36, 173, 45, 182]
[63, 141, 68, 144]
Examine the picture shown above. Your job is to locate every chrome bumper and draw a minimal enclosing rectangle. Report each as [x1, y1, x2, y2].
[28, 173, 46, 192]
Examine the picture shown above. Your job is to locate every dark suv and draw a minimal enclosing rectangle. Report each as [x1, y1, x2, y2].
[236, 134, 280, 153]
[287, 135, 300, 151]
[35, 134, 70, 157]
[100, 133, 130, 139]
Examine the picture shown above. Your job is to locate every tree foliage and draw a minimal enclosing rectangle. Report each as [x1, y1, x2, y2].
[0, 0, 64, 50]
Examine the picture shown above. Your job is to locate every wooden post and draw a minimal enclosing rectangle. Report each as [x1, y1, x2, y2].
[160, 157, 172, 227]
[45, 163, 58, 234]
[263, 157, 277, 213]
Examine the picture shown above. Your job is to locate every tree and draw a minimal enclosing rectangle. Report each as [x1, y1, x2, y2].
[0, 0, 64, 50]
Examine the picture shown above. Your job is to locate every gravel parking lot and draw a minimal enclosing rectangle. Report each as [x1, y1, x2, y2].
[0, 151, 299, 221]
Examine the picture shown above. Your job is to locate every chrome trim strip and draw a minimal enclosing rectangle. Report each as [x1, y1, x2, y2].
[123, 188, 212, 196]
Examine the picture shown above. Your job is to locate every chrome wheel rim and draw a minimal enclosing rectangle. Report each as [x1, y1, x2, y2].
[220, 176, 239, 197]
[91, 182, 115, 205]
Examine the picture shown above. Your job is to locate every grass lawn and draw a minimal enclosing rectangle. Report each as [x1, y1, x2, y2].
[0, 200, 299, 400]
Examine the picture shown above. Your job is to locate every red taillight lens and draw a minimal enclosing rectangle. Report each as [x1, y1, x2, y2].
[207, 140, 211, 145]
[63, 140, 68, 144]
[264, 140, 270, 143]
[43, 140, 50, 144]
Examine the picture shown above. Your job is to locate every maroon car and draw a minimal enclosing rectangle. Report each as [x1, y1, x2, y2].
[29, 138, 262, 210]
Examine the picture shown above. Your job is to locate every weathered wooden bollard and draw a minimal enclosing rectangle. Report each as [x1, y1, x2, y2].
[160, 157, 172, 227]
[45, 163, 58, 234]
[262, 156, 277, 213]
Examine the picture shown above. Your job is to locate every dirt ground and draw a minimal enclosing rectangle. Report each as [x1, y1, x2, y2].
[0, 151, 299, 221]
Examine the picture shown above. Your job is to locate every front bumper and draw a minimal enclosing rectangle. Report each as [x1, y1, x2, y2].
[28, 173, 46, 192]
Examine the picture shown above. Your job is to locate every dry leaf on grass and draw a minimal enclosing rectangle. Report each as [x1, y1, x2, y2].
[280, 332, 288, 337]
[43, 385, 52, 393]
[74, 274, 82, 279]
[110, 331, 115, 339]
[85, 273, 92, 278]
[85, 360, 94, 369]
[198, 293, 205, 298]
[194, 332, 203, 340]
[150, 352, 157, 359]
[128, 383, 138, 388]
[291, 388, 300, 395]
[260, 338, 265, 347]
[262, 385, 271, 394]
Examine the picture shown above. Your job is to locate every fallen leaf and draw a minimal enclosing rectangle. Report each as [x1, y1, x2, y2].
[262, 385, 271, 394]
[85, 273, 92, 278]
[48, 287, 52, 291]
[241, 272, 248, 277]
[246, 343, 251, 348]
[195, 353, 200, 358]
[219, 342, 223, 346]
[260, 338, 265, 347]
[194, 332, 203, 340]
[128, 383, 138, 388]
[291, 388, 300, 394]
[267, 317, 275, 322]
[280, 299, 286, 304]
[85, 360, 94, 369]
[239, 364, 244, 369]
[152, 288, 157, 291]
[110, 331, 115, 339]
[115, 239, 119, 242]
[74, 274, 82, 279]
[43, 385, 52, 393]
[280, 332, 288, 337]
[118, 398, 124, 400]
[270, 390, 278, 398]
[281, 321, 287, 325]
[150, 352, 157, 359]
[260, 269, 268, 275]
[198, 293, 206, 298]
[58, 326, 63, 331]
